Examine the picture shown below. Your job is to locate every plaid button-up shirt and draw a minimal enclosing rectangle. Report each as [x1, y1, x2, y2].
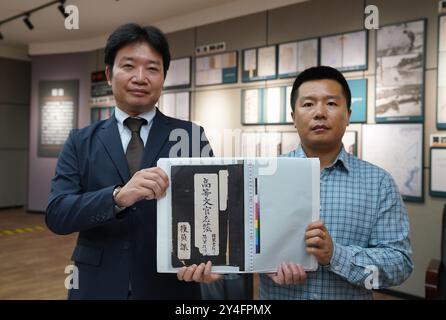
[259, 145, 413, 300]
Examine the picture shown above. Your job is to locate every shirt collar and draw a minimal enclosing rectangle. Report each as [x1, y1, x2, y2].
[294, 144, 350, 172]
[114, 106, 156, 127]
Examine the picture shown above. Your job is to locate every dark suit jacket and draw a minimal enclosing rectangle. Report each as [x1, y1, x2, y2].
[46, 109, 213, 299]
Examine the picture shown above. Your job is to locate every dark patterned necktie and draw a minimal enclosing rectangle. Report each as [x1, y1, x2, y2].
[124, 117, 147, 176]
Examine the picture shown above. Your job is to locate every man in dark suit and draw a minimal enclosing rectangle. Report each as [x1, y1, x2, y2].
[46, 23, 214, 299]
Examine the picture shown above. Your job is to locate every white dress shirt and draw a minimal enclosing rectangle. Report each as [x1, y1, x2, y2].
[113, 106, 156, 153]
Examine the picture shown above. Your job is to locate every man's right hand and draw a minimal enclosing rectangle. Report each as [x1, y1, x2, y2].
[267, 262, 307, 285]
[114, 167, 169, 208]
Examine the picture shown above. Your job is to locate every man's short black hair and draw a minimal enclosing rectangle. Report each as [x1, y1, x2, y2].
[290, 66, 351, 112]
[104, 23, 170, 78]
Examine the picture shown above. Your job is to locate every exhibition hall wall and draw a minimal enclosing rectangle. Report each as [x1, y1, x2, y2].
[3, 0, 442, 297]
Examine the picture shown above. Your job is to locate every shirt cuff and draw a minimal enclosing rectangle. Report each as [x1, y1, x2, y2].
[329, 242, 355, 277]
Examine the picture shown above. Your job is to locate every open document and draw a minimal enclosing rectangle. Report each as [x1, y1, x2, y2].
[157, 157, 320, 273]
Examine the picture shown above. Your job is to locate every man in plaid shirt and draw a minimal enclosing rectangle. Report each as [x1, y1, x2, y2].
[178, 66, 413, 300]
[259, 66, 413, 299]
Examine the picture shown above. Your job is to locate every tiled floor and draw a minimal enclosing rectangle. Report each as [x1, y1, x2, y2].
[0, 207, 401, 300]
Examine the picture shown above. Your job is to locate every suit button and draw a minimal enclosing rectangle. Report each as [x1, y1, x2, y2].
[131, 207, 137, 211]
[123, 241, 130, 250]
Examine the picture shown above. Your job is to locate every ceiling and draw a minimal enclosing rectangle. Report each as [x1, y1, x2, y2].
[0, 0, 309, 56]
[0, 0, 242, 46]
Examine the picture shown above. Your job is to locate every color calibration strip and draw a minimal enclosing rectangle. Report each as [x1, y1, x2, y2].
[254, 178, 260, 254]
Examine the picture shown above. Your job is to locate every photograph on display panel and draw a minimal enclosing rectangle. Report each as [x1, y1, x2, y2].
[375, 19, 425, 123]
[347, 79, 367, 123]
[342, 130, 358, 157]
[241, 131, 262, 157]
[242, 87, 288, 125]
[320, 30, 367, 72]
[437, 15, 446, 129]
[259, 132, 282, 157]
[281, 131, 300, 155]
[362, 124, 423, 202]
[278, 38, 318, 78]
[263, 87, 283, 124]
[430, 147, 446, 197]
[159, 91, 190, 121]
[195, 51, 237, 86]
[242, 45, 277, 82]
[241, 88, 262, 125]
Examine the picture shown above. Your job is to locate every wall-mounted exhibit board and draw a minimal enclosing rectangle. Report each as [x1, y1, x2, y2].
[437, 15, 446, 129]
[242, 45, 277, 82]
[164, 57, 191, 90]
[38, 80, 78, 158]
[28, 52, 90, 212]
[90, 71, 114, 123]
[320, 30, 368, 72]
[278, 38, 319, 79]
[0, 57, 30, 208]
[430, 147, 446, 197]
[159, 91, 190, 121]
[195, 51, 237, 86]
[190, 0, 445, 299]
[362, 123, 424, 202]
[24, 0, 446, 298]
[241, 86, 290, 125]
[375, 19, 426, 123]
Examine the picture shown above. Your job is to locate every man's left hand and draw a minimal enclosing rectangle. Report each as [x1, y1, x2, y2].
[177, 261, 223, 284]
[305, 220, 333, 265]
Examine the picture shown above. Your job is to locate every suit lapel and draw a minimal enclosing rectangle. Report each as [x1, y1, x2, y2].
[141, 109, 171, 168]
[97, 116, 131, 182]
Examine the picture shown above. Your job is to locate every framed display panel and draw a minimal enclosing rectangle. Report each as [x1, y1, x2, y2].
[159, 91, 190, 121]
[342, 130, 358, 157]
[437, 15, 446, 129]
[285, 85, 293, 124]
[347, 79, 367, 123]
[375, 19, 426, 123]
[320, 30, 368, 72]
[164, 57, 191, 90]
[430, 133, 446, 147]
[263, 87, 284, 124]
[281, 131, 300, 155]
[91, 107, 114, 123]
[362, 123, 423, 202]
[241, 88, 262, 124]
[240, 131, 262, 157]
[278, 38, 319, 79]
[430, 147, 446, 197]
[91, 71, 112, 98]
[242, 86, 289, 125]
[242, 45, 277, 82]
[259, 132, 282, 156]
[38, 80, 78, 158]
[195, 51, 237, 86]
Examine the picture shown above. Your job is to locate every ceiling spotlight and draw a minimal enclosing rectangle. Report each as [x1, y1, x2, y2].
[58, 1, 69, 18]
[23, 15, 34, 30]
